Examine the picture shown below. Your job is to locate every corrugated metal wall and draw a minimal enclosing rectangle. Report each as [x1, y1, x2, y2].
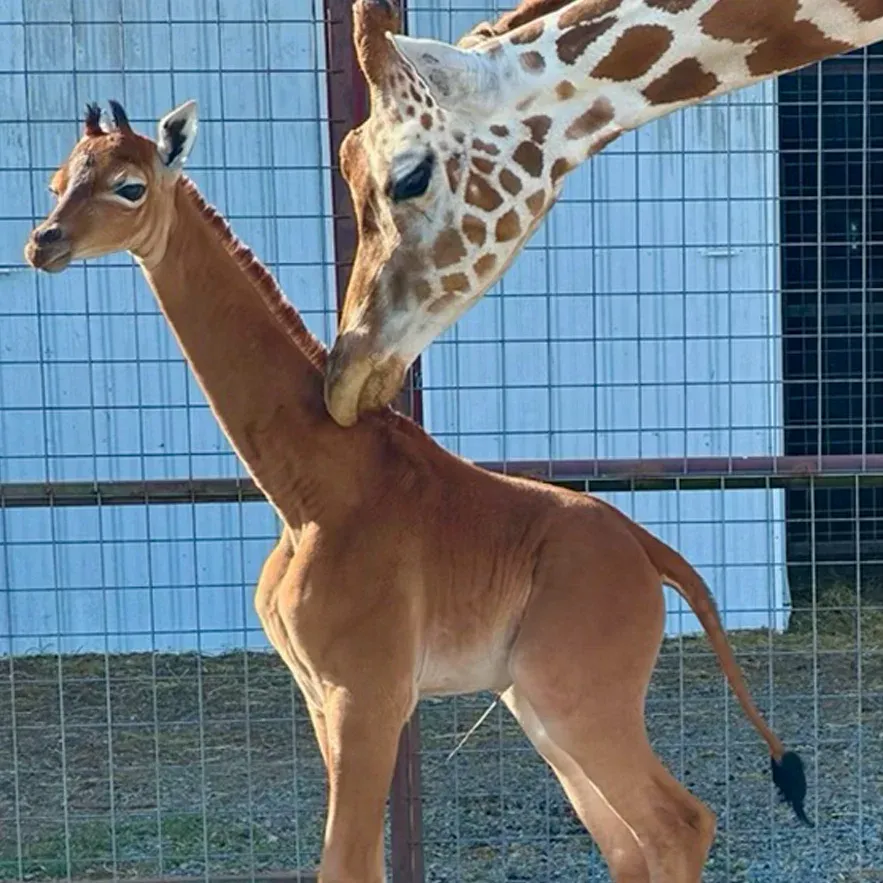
[1, 0, 787, 655]
[0, 0, 334, 654]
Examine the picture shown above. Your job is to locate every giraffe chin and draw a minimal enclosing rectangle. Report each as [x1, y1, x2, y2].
[324, 348, 407, 428]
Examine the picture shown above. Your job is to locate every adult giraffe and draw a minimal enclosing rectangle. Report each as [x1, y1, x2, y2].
[324, 0, 883, 427]
[25, 99, 807, 883]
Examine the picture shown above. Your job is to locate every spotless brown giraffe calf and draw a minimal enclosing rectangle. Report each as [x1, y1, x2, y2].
[25, 100, 807, 883]
[324, 0, 883, 427]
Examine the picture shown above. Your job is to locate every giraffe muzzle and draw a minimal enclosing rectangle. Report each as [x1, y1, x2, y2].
[324, 333, 408, 427]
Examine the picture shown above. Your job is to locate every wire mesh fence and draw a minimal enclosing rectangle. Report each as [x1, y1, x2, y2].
[1, 0, 881, 881]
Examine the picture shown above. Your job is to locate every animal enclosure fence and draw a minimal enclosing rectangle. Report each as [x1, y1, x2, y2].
[0, 1, 881, 881]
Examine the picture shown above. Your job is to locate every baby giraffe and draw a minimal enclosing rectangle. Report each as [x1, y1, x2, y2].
[25, 100, 807, 883]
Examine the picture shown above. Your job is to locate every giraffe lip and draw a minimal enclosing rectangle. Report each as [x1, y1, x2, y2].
[324, 354, 374, 428]
[324, 336, 408, 427]
[24, 240, 73, 274]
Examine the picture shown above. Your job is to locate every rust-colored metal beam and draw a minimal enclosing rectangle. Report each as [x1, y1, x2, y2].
[3, 455, 883, 510]
[323, 2, 425, 881]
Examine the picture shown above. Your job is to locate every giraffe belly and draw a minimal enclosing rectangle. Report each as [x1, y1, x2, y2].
[417, 629, 514, 697]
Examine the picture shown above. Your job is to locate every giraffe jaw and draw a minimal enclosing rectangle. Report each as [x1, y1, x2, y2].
[324, 334, 408, 427]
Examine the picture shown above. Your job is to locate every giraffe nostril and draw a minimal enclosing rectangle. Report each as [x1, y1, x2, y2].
[34, 225, 64, 246]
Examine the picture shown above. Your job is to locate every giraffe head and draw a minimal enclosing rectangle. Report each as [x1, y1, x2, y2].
[325, 0, 620, 426]
[24, 99, 199, 274]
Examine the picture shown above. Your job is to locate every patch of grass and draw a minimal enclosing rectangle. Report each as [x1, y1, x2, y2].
[0, 811, 310, 880]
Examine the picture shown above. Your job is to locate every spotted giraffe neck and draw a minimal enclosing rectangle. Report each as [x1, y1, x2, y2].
[470, 0, 883, 166]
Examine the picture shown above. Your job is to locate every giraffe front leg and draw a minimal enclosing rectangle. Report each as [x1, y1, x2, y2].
[317, 684, 414, 883]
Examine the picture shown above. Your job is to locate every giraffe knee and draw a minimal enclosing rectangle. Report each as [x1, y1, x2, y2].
[605, 840, 650, 883]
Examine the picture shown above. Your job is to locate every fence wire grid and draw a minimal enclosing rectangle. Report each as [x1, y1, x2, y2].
[0, 1, 881, 882]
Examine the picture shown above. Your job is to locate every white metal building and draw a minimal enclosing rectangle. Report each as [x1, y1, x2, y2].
[0, 1, 788, 655]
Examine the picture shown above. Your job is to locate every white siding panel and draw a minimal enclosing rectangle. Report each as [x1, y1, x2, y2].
[0, 2, 789, 653]
[0, 2, 334, 653]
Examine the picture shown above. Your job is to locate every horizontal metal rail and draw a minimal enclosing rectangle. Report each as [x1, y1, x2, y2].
[3, 455, 883, 509]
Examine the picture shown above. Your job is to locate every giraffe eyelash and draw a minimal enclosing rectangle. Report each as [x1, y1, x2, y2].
[387, 153, 436, 203]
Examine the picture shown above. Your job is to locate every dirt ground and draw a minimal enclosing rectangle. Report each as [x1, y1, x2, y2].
[1, 593, 881, 883]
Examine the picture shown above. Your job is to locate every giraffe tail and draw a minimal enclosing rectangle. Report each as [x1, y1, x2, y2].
[621, 514, 812, 826]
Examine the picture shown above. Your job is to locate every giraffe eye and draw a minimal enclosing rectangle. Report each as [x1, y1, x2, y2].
[114, 182, 146, 202]
[387, 153, 435, 203]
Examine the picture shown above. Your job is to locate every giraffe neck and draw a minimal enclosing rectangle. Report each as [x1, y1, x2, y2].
[487, 0, 883, 143]
[140, 179, 354, 527]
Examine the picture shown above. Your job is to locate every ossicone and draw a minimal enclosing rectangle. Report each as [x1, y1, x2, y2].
[84, 102, 103, 137]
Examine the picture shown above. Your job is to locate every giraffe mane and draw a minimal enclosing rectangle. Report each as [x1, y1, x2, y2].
[179, 176, 328, 372]
[464, 0, 573, 40]
[177, 177, 431, 441]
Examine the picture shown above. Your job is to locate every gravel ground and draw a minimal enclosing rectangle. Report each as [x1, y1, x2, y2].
[1, 596, 881, 883]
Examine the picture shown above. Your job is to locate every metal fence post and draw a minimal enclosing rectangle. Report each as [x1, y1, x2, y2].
[323, 2, 425, 881]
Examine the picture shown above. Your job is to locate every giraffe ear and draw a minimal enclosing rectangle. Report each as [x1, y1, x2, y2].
[156, 99, 198, 171]
[388, 34, 502, 110]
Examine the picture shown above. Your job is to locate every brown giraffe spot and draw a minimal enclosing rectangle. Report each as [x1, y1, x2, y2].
[473, 138, 501, 156]
[420, 113, 433, 130]
[646, 0, 699, 10]
[442, 273, 470, 294]
[466, 173, 504, 211]
[410, 86, 422, 103]
[414, 279, 433, 302]
[556, 17, 617, 65]
[513, 141, 544, 178]
[588, 127, 623, 154]
[511, 19, 545, 44]
[406, 105, 416, 117]
[565, 97, 615, 139]
[516, 94, 538, 112]
[559, 0, 623, 27]
[453, 130, 466, 144]
[556, 80, 577, 100]
[491, 124, 509, 137]
[843, 0, 883, 19]
[446, 156, 463, 193]
[473, 253, 498, 278]
[524, 115, 553, 144]
[748, 24, 851, 76]
[433, 229, 468, 269]
[500, 168, 523, 195]
[473, 156, 496, 175]
[495, 209, 522, 242]
[462, 215, 487, 246]
[700, 0, 851, 76]
[642, 58, 719, 104]
[526, 189, 546, 217]
[520, 51, 546, 72]
[551, 157, 574, 184]
[751, 27, 849, 76]
[428, 293, 457, 315]
[590, 25, 673, 80]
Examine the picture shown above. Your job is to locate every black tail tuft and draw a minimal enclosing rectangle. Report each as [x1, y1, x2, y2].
[771, 750, 812, 826]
